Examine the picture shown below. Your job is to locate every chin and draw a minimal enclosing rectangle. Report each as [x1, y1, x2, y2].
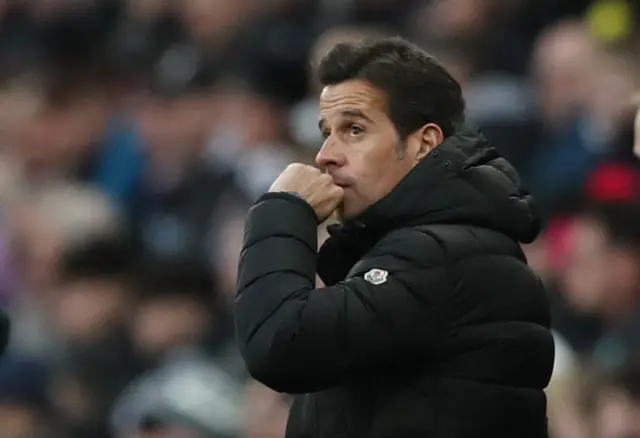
[335, 203, 363, 223]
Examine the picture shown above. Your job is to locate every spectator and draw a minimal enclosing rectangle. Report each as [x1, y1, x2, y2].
[2, 65, 144, 207]
[4, 183, 124, 359]
[552, 202, 640, 365]
[131, 52, 247, 264]
[51, 236, 137, 350]
[131, 259, 239, 375]
[523, 20, 638, 213]
[48, 236, 146, 438]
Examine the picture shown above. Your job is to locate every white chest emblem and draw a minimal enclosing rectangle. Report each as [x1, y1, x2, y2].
[364, 268, 388, 285]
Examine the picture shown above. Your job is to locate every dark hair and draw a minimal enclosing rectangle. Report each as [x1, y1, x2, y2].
[317, 37, 465, 139]
[57, 236, 136, 284]
[136, 259, 219, 309]
[586, 202, 640, 248]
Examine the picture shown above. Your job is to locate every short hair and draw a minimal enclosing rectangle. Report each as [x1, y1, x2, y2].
[317, 37, 465, 139]
[57, 236, 136, 284]
[136, 259, 219, 310]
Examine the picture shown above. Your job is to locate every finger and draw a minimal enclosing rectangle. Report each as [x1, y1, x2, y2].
[331, 185, 345, 199]
[317, 174, 334, 187]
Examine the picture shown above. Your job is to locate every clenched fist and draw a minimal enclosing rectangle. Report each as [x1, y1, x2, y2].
[270, 163, 344, 222]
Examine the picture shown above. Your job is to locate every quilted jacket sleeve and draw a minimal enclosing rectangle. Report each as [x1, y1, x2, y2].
[235, 193, 448, 394]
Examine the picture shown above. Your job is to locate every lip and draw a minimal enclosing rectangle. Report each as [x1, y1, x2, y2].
[326, 171, 351, 187]
[332, 180, 351, 188]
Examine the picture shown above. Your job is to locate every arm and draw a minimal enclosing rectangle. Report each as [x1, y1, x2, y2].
[235, 194, 445, 394]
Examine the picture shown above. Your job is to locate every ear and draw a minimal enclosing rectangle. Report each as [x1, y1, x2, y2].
[415, 123, 444, 161]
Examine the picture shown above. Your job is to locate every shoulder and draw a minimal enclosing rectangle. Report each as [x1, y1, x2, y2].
[359, 225, 526, 271]
[346, 227, 448, 280]
[368, 227, 447, 264]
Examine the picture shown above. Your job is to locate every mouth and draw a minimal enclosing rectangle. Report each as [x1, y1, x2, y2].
[331, 177, 351, 188]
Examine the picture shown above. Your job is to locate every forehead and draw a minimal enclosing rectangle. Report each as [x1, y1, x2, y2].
[319, 80, 386, 118]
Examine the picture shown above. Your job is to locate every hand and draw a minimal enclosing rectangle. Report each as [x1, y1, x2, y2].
[270, 163, 344, 222]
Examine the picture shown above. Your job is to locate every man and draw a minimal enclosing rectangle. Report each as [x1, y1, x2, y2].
[235, 37, 554, 438]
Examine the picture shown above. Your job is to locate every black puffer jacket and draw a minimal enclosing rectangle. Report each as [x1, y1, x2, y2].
[235, 125, 554, 438]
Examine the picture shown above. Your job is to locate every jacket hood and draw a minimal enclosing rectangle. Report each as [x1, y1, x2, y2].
[333, 123, 540, 244]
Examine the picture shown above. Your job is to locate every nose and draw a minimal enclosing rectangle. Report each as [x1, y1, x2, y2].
[315, 139, 346, 170]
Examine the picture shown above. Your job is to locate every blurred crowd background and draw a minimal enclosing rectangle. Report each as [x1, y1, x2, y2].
[0, 0, 639, 437]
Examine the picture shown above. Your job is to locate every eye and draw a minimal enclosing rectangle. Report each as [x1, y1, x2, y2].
[348, 124, 364, 136]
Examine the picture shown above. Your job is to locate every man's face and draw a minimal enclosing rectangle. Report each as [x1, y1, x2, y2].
[317, 80, 433, 222]
[137, 95, 212, 161]
[562, 217, 610, 313]
[52, 280, 130, 342]
[11, 92, 109, 179]
[132, 296, 210, 360]
[562, 216, 640, 316]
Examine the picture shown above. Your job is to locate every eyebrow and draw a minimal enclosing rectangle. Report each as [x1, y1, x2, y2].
[318, 108, 375, 131]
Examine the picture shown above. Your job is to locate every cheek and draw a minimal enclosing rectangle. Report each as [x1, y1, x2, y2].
[54, 292, 124, 338]
[133, 302, 207, 355]
[362, 141, 411, 197]
[353, 137, 397, 184]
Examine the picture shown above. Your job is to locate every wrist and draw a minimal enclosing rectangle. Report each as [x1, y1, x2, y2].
[284, 191, 305, 200]
[256, 192, 319, 223]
